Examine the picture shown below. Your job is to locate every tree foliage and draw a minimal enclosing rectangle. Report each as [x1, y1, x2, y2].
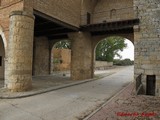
[113, 59, 134, 66]
[96, 36, 127, 62]
[54, 40, 71, 49]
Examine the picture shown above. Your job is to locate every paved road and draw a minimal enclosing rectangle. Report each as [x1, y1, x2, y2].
[0, 66, 133, 120]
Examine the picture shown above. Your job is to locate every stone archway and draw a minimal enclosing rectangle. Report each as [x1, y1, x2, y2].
[51, 40, 71, 73]
[92, 35, 134, 75]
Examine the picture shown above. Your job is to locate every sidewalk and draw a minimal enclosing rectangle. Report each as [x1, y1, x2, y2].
[87, 82, 160, 120]
[0, 69, 116, 99]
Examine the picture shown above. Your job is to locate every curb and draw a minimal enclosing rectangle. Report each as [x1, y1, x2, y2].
[83, 82, 134, 120]
[0, 72, 115, 99]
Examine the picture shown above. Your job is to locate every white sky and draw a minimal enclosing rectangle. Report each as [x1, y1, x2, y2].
[115, 39, 134, 60]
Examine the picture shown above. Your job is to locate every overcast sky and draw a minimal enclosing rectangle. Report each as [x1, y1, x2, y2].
[115, 39, 134, 60]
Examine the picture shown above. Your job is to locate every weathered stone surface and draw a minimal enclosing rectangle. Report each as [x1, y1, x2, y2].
[134, 0, 160, 96]
[68, 32, 94, 80]
[5, 11, 34, 92]
[33, 37, 50, 76]
[52, 48, 71, 71]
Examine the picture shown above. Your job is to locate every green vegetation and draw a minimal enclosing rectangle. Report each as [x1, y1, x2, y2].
[113, 59, 134, 66]
[53, 58, 62, 64]
[54, 40, 71, 49]
[54, 37, 131, 66]
[96, 36, 127, 62]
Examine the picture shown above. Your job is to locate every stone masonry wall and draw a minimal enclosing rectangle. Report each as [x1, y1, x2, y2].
[134, 0, 160, 96]
[93, 0, 134, 23]
[0, 0, 21, 6]
[52, 48, 71, 71]
[95, 61, 113, 69]
[33, 37, 50, 76]
[0, 0, 23, 45]
[33, 0, 81, 27]
[81, 0, 98, 25]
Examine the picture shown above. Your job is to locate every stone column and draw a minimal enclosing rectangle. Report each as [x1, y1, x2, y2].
[69, 32, 94, 80]
[5, 11, 35, 92]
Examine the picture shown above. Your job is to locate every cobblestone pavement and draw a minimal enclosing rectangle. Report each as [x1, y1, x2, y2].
[88, 82, 160, 120]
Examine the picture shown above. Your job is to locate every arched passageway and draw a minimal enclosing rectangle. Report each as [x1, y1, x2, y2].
[51, 40, 71, 74]
[93, 36, 134, 75]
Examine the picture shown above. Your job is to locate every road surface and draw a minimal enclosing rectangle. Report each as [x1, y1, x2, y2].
[0, 66, 133, 120]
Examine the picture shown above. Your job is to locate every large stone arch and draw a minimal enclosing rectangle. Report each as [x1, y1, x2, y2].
[91, 34, 134, 73]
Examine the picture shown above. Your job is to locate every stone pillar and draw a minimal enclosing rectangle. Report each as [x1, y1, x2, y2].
[134, 0, 160, 96]
[5, 11, 35, 92]
[69, 32, 94, 80]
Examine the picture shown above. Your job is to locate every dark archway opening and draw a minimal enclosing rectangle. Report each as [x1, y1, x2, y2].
[0, 36, 5, 80]
[146, 75, 156, 96]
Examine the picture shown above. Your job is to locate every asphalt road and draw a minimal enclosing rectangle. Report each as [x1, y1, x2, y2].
[0, 66, 133, 120]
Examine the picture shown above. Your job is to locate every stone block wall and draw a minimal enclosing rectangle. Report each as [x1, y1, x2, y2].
[134, 0, 160, 96]
[33, 0, 81, 27]
[33, 37, 50, 76]
[0, 0, 23, 44]
[52, 48, 71, 71]
[93, 0, 134, 23]
[81, 0, 98, 25]
[95, 61, 113, 70]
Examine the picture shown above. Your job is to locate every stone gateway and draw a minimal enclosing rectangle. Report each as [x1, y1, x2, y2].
[0, 0, 159, 96]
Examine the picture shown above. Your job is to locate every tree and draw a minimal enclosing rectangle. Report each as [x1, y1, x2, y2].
[96, 36, 127, 62]
[54, 40, 71, 49]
